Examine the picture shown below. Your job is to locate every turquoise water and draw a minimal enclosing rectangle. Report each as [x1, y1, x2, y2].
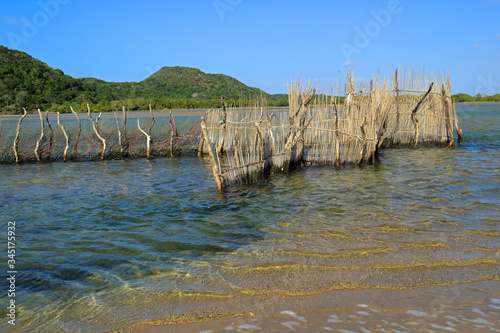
[0, 103, 499, 332]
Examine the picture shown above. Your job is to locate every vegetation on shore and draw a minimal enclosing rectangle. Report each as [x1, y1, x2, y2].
[451, 92, 500, 103]
[0, 46, 288, 114]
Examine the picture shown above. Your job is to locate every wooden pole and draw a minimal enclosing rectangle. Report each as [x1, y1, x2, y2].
[45, 111, 54, 159]
[356, 116, 367, 165]
[56, 112, 69, 161]
[114, 112, 123, 156]
[148, 104, 156, 137]
[332, 90, 340, 169]
[216, 97, 227, 156]
[137, 118, 151, 158]
[442, 84, 455, 146]
[200, 116, 225, 191]
[70, 106, 81, 157]
[34, 108, 44, 162]
[169, 110, 175, 157]
[122, 106, 129, 153]
[412, 83, 434, 148]
[12, 108, 27, 163]
[395, 69, 400, 139]
[197, 136, 205, 156]
[452, 98, 463, 143]
[87, 103, 107, 159]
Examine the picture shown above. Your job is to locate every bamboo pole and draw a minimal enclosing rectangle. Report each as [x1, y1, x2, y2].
[34, 108, 44, 162]
[169, 110, 175, 157]
[200, 116, 225, 191]
[12, 108, 28, 163]
[56, 112, 69, 161]
[70, 106, 81, 157]
[87, 103, 106, 159]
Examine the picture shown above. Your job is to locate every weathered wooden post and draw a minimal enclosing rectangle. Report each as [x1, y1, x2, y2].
[87, 103, 107, 159]
[216, 97, 227, 156]
[122, 106, 129, 154]
[12, 108, 28, 163]
[70, 106, 81, 157]
[113, 112, 123, 156]
[452, 98, 463, 143]
[137, 118, 152, 158]
[441, 84, 455, 146]
[169, 110, 176, 157]
[34, 108, 44, 162]
[395, 69, 400, 138]
[45, 111, 54, 158]
[412, 83, 434, 148]
[56, 112, 69, 161]
[200, 116, 225, 191]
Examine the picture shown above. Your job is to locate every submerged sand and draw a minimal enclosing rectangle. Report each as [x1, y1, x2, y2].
[126, 280, 499, 332]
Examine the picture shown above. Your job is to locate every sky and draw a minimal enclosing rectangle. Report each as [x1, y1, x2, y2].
[0, 0, 499, 95]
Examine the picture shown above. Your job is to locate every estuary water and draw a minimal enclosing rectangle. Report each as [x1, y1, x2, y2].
[0, 103, 499, 332]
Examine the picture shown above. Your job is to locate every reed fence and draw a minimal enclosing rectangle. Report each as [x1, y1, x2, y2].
[200, 68, 463, 191]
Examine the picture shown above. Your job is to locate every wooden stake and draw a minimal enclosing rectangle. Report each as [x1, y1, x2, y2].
[12, 108, 27, 163]
[216, 97, 227, 156]
[201, 116, 225, 191]
[87, 103, 107, 159]
[45, 112, 54, 158]
[197, 136, 204, 156]
[170, 110, 179, 157]
[452, 98, 463, 143]
[56, 112, 69, 161]
[137, 118, 151, 158]
[148, 104, 156, 138]
[411, 82, 434, 148]
[70, 106, 81, 157]
[395, 69, 400, 138]
[442, 84, 455, 146]
[122, 106, 129, 153]
[114, 112, 123, 156]
[34, 108, 44, 162]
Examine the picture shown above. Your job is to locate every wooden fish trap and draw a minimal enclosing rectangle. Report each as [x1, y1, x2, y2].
[201, 68, 463, 191]
[1, 105, 201, 163]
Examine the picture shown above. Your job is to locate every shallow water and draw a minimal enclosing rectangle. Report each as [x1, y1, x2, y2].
[0, 103, 498, 332]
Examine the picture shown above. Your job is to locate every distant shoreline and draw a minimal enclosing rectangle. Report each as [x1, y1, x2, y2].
[0, 107, 289, 120]
[455, 101, 500, 104]
[0, 102, 497, 119]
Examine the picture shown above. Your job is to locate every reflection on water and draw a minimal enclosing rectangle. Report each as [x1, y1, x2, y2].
[0, 103, 499, 332]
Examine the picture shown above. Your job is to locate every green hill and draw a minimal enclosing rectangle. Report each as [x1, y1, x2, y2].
[0, 46, 286, 114]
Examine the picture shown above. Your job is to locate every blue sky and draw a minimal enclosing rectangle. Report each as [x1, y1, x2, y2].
[1, 0, 499, 95]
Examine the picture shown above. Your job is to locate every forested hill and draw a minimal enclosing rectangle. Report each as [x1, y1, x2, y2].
[0, 46, 286, 114]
